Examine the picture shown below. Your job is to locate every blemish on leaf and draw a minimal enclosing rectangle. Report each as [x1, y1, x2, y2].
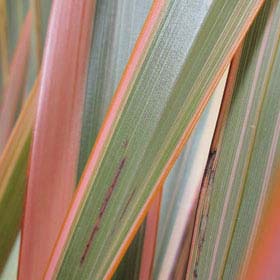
[194, 269, 198, 278]
[80, 157, 126, 264]
[119, 189, 136, 221]
[191, 149, 217, 274]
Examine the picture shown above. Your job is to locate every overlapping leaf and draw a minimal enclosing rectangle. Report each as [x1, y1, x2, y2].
[44, 1, 264, 279]
[0, 1, 51, 274]
[153, 68, 228, 279]
[187, 1, 280, 278]
[78, 1, 153, 279]
[78, 0, 153, 178]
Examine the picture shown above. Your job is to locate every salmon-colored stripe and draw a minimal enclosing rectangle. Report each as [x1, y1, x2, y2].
[139, 188, 163, 280]
[19, 1, 96, 279]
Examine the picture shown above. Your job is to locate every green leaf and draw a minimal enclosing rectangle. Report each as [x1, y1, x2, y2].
[186, 1, 280, 278]
[113, 224, 146, 280]
[45, 1, 264, 279]
[78, 1, 152, 279]
[78, 0, 153, 179]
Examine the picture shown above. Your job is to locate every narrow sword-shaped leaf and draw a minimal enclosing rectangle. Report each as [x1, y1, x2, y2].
[186, 1, 280, 278]
[0, 0, 51, 272]
[77, 1, 153, 278]
[45, 1, 264, 279]
[78, 0, 153, 179]
[18, 1, 96, 279]
[153, 68, 228, 280]
[143, 75, 229, 278]
[185, 43, 244, 280]
[222, 3, 280, 277]
[0, 11, 31, 152]
[0, 82, 37, 271]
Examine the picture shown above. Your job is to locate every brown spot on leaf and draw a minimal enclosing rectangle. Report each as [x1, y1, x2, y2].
[80, 158, 126, 264]
[119, 189, 136, 221]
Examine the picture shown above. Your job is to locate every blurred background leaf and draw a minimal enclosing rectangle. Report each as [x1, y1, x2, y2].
[0, 0, 51, 275]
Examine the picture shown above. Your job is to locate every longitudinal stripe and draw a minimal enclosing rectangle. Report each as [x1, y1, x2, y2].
[80, 158, 126, 264]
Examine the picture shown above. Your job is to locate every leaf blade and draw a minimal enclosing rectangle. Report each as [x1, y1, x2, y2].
[186, 2, 280, 278]
[19, 1, 96, 279]
[45, 1, 265, 279]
